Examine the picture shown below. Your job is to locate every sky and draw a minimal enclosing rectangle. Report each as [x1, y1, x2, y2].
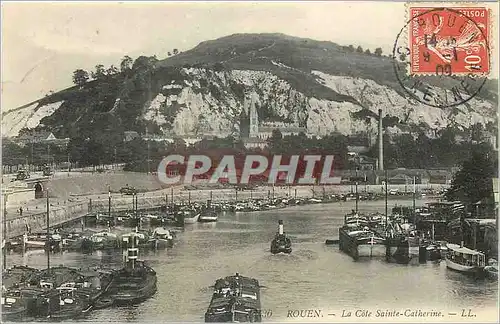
[1, 1, 498, 110]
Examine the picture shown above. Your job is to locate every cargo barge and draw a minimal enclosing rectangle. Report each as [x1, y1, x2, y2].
[205, 273, 262, 322]
[338, 213, 386, 260]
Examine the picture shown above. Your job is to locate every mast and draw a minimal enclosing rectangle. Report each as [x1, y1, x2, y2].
[355, 169, 359, 213]
[412, 176, 416, 225]
[3, 193, 7, 270]
[108, 186, 112, 226]
[128, 232, 138, 270]
[146, 128, 150, 175]
[460, 211, 464, 248]
[385, 170, 388, 233]
[46, 189, 50, 273]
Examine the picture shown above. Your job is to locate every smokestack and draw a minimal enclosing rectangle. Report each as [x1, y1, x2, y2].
[378, 109, 384, 171]
[278, 220, 284, 235]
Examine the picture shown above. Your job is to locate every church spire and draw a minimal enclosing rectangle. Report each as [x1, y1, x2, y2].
[249, 93, 259, 138]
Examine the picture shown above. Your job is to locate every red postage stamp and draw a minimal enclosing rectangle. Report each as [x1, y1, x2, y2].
[408, 7, 490, 75]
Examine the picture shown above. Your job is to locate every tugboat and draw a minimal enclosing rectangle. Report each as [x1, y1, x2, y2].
[96, 232, 157, 306]
[205, 273, 262, 322]
[270, 220, 292, 254]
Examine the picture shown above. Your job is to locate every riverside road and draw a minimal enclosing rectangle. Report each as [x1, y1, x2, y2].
[5, 199, 498, 322]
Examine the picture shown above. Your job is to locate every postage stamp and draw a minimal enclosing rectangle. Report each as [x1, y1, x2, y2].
[408, 7, 491, 75]
[392, 4, 493, 108]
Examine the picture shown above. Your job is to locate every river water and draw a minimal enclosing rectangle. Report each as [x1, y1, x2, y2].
[5, 199, 498, 322]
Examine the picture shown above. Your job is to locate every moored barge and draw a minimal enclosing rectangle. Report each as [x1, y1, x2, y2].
[205, 273, 262, 322]
[339, 213, 386, 260]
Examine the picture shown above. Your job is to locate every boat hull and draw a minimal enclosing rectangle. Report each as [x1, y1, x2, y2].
[270, 246, 292, 254]
[105, 270, 157, 307]
[113, 285, 157, 306]
[270, 235, 292, 254]
[92, 296, 114, 309]
[339, 227, 358, 259]
[445, 258, 484, 274]
[1, 307, 27, 322]
[339, 227, 385, 260]
[483, 266, 498, 280]
[184, 214, 200, 224]
[48, 303, 93, 321]
[357, 244, 386, 257]
[199, 216, 218, 223]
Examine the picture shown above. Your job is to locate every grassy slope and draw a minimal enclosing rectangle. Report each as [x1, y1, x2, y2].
[160, 33, 497, 103]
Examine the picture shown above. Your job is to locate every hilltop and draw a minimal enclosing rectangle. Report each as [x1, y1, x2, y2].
[1, 33, 497, 141]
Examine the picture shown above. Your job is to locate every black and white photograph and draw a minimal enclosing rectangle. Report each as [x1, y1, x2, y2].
[1, 1, 499, 323]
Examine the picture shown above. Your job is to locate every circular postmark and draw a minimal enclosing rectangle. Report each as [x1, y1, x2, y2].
[392, 7, 490, 108]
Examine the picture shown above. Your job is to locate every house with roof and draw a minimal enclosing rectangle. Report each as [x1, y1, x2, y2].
[333, 169, 368, 184]
[374, 169, 429, 185]
[242, 137, 268, 149]
[348, 154, 377, 171]
[123, 131, 140, 142]
[257, 124, 310, 140]
[14, 131, 68, 148]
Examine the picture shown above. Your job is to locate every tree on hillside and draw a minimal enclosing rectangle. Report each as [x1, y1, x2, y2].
[445, 150, 497, 207]
[348, 45, 355, 52]
[132, 56, 158, 71]
[106, 65, 119, 75]
[374, 48, 383, 56]
[91, 64, 106, 79]
[72, 69, 89, 88]
[356, 46, 363, 53]
[365, 49, 371, 55]
[120, 56, 133, 72]
[469, 123, 486, 143]
[168, 52, 172, 57]
[173, 48, 179, 55]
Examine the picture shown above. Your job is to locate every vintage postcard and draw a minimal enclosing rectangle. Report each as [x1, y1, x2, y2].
[1, 1, 498, 323]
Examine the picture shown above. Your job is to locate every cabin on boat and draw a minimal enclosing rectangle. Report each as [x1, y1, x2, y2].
[447, 245, 486, 268]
